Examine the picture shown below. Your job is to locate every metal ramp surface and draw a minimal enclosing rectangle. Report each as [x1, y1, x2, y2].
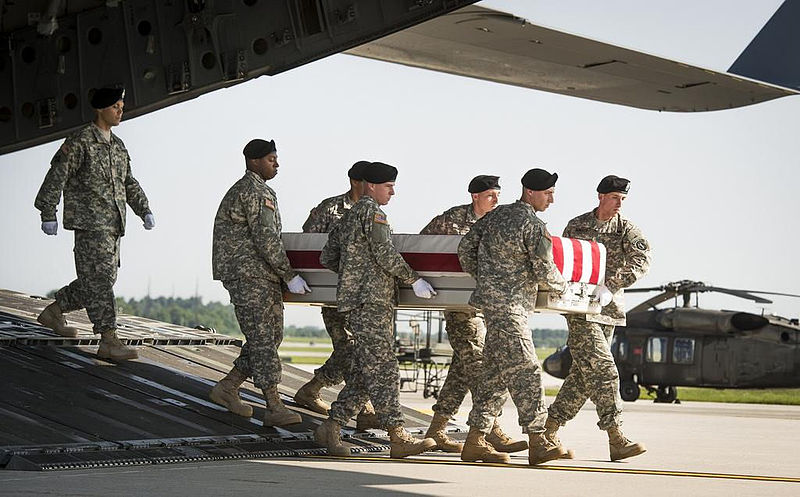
[0, 289, 450, 471]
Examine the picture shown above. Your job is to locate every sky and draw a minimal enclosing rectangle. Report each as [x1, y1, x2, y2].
[1, 0, 798, 331]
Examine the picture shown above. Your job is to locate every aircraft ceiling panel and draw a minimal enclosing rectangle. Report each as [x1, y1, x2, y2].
[346, 6, 796, 112]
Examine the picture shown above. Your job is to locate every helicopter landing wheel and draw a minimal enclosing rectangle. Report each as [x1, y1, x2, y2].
[620, 380, 639, 402]
[655, 385, 678, 403]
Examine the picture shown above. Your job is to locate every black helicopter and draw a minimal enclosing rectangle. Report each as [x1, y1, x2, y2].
[543, 280, 800, 403]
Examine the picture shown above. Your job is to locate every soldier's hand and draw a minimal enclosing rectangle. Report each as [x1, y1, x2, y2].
[287, 275, 312, 294]
[412, 278, 436, 299]
[594, 285, 613, 306]
[143, 213, 156, 230]
[41, 221, 58, 236]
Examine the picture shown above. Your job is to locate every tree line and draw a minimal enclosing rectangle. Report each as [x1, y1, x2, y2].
[64, 294, 567, 343]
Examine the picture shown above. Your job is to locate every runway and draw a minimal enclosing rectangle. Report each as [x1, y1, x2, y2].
[2, 390, 797, 497]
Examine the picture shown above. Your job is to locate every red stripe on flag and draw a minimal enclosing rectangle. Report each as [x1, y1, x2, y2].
[589, 241, 601, 285]
[570, 238, 583, 282]
[287, 250, 326, 269]
[401, 252, 463, 272]
[552, 237, 564, 274]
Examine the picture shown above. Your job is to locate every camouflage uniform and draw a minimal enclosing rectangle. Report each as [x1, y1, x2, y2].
[458, 200, 567, 433]
[212, 171, 298, 389]
[321, 195, 420, 428]
[420, 204, 487, 418]
[302, 192, 356, 387]
[34, 123, 151, 333]
[548, 210, 651, 430]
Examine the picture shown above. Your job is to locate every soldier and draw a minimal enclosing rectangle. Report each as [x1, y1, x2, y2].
[420, 175, 527, 455]
[545, 175, 651, 461]
[34, 87, 154, 361]
[458, 168, 570, 465]
[209, 138, 311, 426]
[294, 161, 379, 429]
[314, 161, 438, 458]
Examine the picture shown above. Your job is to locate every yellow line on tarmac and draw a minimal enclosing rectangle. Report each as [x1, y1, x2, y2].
[300, 455, 800, 484]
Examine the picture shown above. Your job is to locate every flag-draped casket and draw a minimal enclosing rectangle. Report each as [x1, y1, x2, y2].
[282, 233, 605, 313]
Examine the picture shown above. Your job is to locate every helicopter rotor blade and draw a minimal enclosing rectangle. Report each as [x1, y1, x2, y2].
[698, 286, 773, 304]
[729, 290, 800, 298]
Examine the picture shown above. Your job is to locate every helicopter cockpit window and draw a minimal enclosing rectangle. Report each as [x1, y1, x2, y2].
[611, 334, 628, 360]
[673, 338, 695, 364]
[646, 337, 668, 363]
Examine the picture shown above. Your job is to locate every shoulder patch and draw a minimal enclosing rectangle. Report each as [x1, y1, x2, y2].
[374, 212, 388, 224]
[264, 198, 275, 210]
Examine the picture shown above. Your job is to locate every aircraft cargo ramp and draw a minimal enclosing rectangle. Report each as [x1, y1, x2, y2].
[0, 289, 444, 471]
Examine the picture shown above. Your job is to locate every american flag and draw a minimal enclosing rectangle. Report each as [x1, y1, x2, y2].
[551, 237, 606, 285]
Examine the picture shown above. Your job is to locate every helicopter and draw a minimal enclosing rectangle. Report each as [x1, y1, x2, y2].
[542, 280, 800, 403]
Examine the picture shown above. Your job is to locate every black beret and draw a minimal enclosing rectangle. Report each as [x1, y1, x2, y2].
[468, 175, 501, 193]
[521, 168, 558, 191]
[91, 87, 125, 109]
[243, 139, 276, 159]
[597, 175, 630, 194]
[348, 161, 371, 181]
[363, 162, 398, 184]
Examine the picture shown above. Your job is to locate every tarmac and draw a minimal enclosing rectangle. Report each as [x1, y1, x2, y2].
[1, 383, 798, 497]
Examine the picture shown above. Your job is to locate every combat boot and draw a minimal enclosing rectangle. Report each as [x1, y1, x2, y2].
[528, 432, 568, 465]
[263, 386, 302, 426]
[424, 412, 463, 453]
[37, 302, 79, 337]
[97, 330, 138, 360]
[607, 426, 646, 461]
[544, 418, 574, 459]
[460, 426, 510, 463]
[293, 375, 330, 415]
[386, 425, 437, 458]
[485, 420, 528, 453]
[314, 419, 350, 457]
[355, 400, 380, 431]
[209, 367, 253, 417]
[355, 410, 381, 431]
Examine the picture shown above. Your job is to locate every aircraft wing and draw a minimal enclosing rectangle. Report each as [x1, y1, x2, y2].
[346, 5, 798, 112]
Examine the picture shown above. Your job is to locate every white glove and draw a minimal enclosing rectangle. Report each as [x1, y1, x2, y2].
[143, 213, 156, 230]
[594, 285, 613, 307]
[287, 275, 311, 294]
[41, 221, 58, 235]
[412, 278, 436, 299]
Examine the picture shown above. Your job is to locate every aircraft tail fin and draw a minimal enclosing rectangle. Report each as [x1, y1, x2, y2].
[728, 0, 800, 91]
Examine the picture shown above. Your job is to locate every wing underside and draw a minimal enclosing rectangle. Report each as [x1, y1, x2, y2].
[346, 6, 796, 112]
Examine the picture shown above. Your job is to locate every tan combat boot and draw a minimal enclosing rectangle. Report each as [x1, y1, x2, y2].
[97, 330, 138, 360]
[355, 401, 380, 431]
[314, 419, 350, 457]
[544, 418, 574, 459]
[37, 302, 79, 337]
[460, 426, 510, 463]
[528, 432, 568, 465]
[424, 412, 463, 453]
[263, 386, 302, 426]
[386, 425, 437, 458]
[485, 420, 528, 453]
[209, 367, 253, 417]
[607, 426, 646, 461]
[293, 375, 330, 415]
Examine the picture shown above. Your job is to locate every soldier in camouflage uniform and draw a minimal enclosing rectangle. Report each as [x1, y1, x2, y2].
[458, 168, 570, 465]
[34, 87, 153, 361]
[420, 175, 527, 455]
[209, 138, 311, 426]
[546, 175, 652, 461]
[294, 161, 379, 424]
[314, 161, 437, 458]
